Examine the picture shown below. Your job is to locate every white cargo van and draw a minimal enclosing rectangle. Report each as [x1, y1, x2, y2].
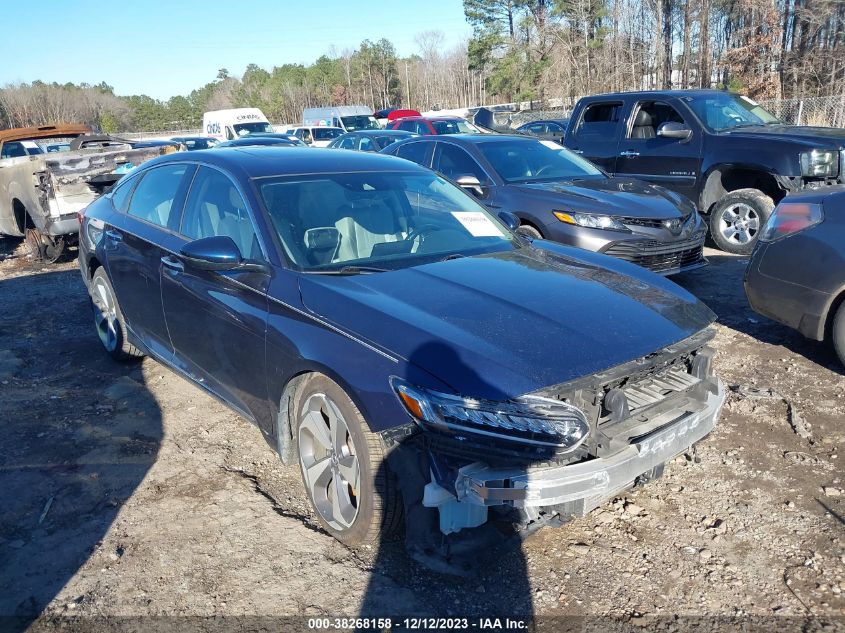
[202, 108, 274, 141]
[302, 106, 380, 132]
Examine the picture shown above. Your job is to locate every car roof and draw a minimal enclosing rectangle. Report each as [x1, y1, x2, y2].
[394, 116, 464, 122]
[147, 147, 429, 178]
[584, 88, 730, 100]
[395, 133, 534, 145]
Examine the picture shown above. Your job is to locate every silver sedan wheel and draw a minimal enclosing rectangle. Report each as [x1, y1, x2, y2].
[91, 276, 119, 352]
[718, 202, 760, 245]
[298, 393, 361, 531]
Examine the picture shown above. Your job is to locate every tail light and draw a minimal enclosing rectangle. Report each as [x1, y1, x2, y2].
[759, 202, 823, 242]
[77, 206, 87, 225]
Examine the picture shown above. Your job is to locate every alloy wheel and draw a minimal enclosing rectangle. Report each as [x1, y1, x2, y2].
[298, 392, 361, 531]
[718, 202, 760, 245]
[91, 276, 119, 352]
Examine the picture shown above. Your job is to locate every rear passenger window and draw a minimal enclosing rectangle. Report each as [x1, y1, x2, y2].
[111, 173, 142, 213]
[126, 164, 188, 228]
[180, 167, 262, 260]
[395, 142, 429, 166]
[575, 102, 623, 140]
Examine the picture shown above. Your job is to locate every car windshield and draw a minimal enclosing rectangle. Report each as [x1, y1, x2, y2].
[478, 139, 604, 183]
[341, 115, 380, 132]
[183, 138, 214, 150]
[314, 128, 342, 140]
[686, 93, 781, 131]
[432, 119, 479, 135]
[234, 122, 274, 136]
[258, 171, 514, 272]
[374, 134, 407, 148]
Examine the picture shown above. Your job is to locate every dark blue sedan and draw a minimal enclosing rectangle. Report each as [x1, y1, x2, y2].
[79, 148, 724, 553]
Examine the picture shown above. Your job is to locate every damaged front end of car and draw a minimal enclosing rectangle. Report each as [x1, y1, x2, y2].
[380, 328, 724, 570]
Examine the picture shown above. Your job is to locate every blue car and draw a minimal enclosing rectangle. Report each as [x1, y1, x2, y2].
[78, 148, 724, 554]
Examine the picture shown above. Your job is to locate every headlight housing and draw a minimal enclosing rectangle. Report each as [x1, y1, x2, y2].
[553, 211, 630, 232]
[800, 149, 839, 178]
[391, 378, 589, 452]
[760, 201, 823, 242]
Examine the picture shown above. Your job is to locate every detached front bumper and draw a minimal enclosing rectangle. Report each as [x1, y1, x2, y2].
[451, 379, 724, 516]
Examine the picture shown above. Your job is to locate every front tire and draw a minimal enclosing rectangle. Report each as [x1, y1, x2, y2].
[709, 189, 774, 255]
[294, 374, 401, 546]
[515, 224, 543, 240]
[90, 267, 144, 361]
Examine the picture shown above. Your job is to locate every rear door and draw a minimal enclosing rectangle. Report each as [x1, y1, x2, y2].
[565, 100, 626, 172]
[160, 165, 272, 425]
[105, 163, 194, 360]
[615, 99, 702, 197]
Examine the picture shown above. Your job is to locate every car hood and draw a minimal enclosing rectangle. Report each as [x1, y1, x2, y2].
[509, 177, 691, 218]
[299, 248, 715, 400]
[722, 125, 845, 148]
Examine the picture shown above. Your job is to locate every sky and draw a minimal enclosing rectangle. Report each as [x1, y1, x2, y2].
[0, 0, 472, 101]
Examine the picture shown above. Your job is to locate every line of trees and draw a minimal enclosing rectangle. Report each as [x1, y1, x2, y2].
[0, 0, 842, 132]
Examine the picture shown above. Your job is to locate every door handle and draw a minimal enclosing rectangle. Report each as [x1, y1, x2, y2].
[619, 150, 640, 158]
[105, 229, 123, 243]
[571, 149, 584, 154]
[160, 255, 184, 273]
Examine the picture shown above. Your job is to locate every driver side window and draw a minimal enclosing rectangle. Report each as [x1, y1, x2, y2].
[434, 144, 487, 182]
[629, 101, 686, 139]
[180, 167, 263, 260]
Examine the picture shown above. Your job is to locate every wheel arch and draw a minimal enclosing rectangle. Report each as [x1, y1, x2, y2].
[272, 363, 390, 466]
[822, 284, 845, 342]
[699, 165, 785, 215]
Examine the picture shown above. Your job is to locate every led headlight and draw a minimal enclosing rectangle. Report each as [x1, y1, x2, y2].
[553, 211, 630, 232]
[800, 149, 839, 178]
[391, 378, 589, 451]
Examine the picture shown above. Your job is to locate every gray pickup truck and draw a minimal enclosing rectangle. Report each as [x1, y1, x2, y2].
[0, 125, 170, 261]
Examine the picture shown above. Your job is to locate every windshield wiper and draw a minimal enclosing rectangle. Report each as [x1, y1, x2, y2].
[308, 265, 390, 275]
[441, 253, 466, 261]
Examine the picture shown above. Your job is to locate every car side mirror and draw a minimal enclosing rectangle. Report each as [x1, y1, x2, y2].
[180, 236, 269, 274]
[497, 211, 520, 232]
[455, 174, 485, 197]
[657, 122, 692, 141]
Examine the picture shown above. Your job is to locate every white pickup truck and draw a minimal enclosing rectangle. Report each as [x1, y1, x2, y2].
[0, 125, 171, 261]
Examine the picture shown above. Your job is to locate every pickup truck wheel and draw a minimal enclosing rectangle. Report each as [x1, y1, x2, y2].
[832, 302, 845, 368]
[709, 189, 774, 255]
[90, 268, 144, 360]
[25, 229, 65, 263]
[295, 374, 402, 546]
[516, 224, 543, 239]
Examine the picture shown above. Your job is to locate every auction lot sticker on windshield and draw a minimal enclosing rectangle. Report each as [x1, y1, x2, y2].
[451, 212, 505, 237]
[540, 140, 564, 149]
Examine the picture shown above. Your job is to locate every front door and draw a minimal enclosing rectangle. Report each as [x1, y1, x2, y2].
[615, 100, 703, 199]
[160, 165, 272, 425]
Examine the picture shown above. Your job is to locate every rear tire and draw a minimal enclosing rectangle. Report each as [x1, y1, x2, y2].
[709, 189, 774, 255]
[294, 373, 401, 546]
[832, 301, 845, 368]
[90, 267, 144, 361]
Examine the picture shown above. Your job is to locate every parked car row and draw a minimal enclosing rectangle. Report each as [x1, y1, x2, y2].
[74, 88, 845, 571]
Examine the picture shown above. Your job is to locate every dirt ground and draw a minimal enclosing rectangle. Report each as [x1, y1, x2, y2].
[0, 240, 842, 630]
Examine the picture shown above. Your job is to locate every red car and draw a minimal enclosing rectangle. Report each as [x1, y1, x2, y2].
[388, 115, 482, 136]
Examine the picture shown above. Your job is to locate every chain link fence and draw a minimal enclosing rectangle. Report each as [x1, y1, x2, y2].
[503, 93, 845, 129]
[757, 95, 845, 127]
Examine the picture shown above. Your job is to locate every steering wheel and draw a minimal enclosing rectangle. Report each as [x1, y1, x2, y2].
[406, 223, 440, 243]
[533, 164, 555, 177]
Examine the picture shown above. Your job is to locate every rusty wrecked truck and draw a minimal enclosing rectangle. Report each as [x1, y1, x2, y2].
[0, 124, 173, 262]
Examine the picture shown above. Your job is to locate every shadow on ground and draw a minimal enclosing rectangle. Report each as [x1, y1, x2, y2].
[0, 269, 162, 631]
[673, 252, 843, 375]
